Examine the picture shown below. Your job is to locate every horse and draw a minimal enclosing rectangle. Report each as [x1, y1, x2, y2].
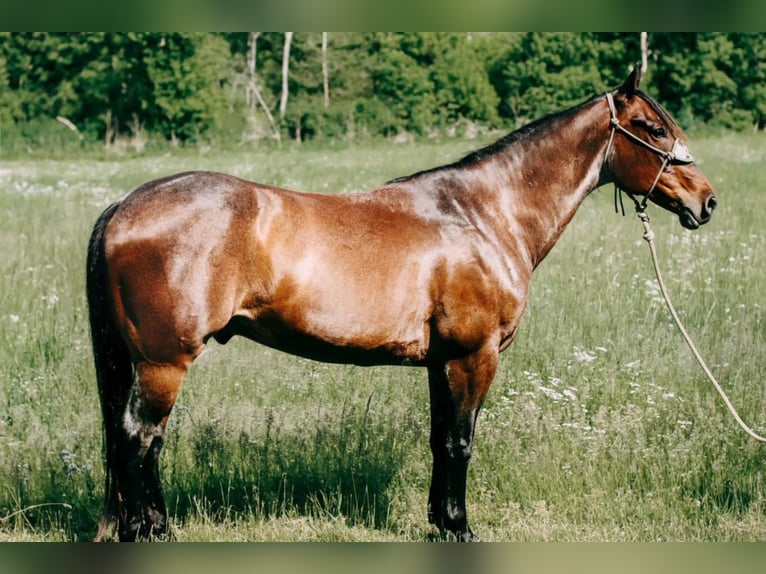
[87, 67, 716, 542]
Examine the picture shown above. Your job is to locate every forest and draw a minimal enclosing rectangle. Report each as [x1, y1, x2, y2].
[1, 32, 765, 150]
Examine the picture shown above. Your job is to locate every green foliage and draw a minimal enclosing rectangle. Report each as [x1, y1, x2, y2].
[731, 33, 766, 129]
[142, 33, 230, 140]
[1, 32, 765, 149]
[370, 43, 437, 135]
[491, 33, 624, 126]
[652, 32, 763, 130]
[0, 50, 21, 129]
[429, 34, 500, 126]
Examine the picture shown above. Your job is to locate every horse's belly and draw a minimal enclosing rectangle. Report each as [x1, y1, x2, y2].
[224, 306, 429, 366]
[230, 250, 435, 364]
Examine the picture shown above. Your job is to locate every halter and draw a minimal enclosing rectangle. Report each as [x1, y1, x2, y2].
[604, 92, 695, 215]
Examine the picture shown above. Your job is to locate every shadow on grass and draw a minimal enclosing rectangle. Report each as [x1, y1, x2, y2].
[163, 398, 420, 535]
[679, 431, 766, 517]
[0, 391, 423, 541]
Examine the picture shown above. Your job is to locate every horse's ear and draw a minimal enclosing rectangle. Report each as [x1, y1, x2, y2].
[619, 65, 642, 98]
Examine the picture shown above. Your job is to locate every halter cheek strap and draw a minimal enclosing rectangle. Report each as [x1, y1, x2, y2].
[604, 92, 695, 213]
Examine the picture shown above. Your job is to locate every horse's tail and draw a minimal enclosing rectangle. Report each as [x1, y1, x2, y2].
[86, 201, 131, 541]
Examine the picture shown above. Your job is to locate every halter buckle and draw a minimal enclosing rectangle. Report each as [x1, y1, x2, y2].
[670, 138, 694, 164]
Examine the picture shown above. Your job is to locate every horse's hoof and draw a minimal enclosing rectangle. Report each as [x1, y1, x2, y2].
[457, 529, 480, 542]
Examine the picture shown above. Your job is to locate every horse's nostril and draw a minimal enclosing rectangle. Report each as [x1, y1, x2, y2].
[707, 195, 718, 212]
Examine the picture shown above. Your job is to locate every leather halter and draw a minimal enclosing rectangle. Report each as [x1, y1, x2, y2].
[604, 92, 695, 214]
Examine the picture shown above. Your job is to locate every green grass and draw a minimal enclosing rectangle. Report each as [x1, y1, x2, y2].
[1, 133, 765, 541]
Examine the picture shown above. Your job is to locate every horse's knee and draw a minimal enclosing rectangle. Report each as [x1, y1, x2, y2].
[123, 363, 185, 456]
[130, 362, 186, 422]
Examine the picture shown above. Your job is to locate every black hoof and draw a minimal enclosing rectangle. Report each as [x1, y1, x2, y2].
[118, 517, 167, 542]
[456, 528, 480, 542]
[428, 511, 480, 542]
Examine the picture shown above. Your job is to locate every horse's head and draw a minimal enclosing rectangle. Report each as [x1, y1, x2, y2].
[606, 67, 717, 230]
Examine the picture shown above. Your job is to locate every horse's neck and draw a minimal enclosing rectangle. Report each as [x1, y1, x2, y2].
[479, 99, 608, 269]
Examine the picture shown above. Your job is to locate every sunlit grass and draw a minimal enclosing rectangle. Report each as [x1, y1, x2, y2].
[1, 133, 765, 541]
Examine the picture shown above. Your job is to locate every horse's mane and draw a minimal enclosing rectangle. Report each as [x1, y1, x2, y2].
[387, 89, 678, 185]
[387, 94, 604, 184]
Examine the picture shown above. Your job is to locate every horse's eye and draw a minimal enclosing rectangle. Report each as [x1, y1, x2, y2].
[650, 127, 667, 139]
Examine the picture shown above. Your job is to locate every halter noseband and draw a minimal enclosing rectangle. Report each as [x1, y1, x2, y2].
[604, 92, 695, 214]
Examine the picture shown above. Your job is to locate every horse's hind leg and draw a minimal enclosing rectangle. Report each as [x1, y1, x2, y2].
[141, 424, 169, 536]
[426, 348, 497, 542]
[118, 361, 186, 541]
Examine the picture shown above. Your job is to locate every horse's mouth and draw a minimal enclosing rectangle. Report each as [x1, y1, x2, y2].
[651, 195, 707, 230]
[679, 207, 701, 230]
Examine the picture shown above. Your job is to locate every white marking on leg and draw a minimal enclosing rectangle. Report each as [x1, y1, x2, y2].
[123, 372, 164, 452]
[123, 372, 143, 439]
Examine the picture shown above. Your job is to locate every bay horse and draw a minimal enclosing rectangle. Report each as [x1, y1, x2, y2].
[87, 67, 716, 542]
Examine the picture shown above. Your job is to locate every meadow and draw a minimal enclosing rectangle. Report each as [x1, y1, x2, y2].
[1, 132, 765, 541]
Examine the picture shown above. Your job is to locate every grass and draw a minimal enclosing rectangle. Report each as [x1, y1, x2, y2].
[1, 133, 765, 541]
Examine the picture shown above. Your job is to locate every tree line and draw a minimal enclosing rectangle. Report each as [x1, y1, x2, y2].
[1, 32, 764, 149]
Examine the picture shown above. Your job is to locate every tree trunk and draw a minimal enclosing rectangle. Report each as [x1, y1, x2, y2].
[246, 32, 259, 109]
[322, 32, 330, 109]
[280, 32, 293, 120]
[640, 32, 649, 76]
[247, 32, 280, 142]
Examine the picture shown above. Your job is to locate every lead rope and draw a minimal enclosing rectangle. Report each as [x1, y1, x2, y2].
[635, 209, 766, 443]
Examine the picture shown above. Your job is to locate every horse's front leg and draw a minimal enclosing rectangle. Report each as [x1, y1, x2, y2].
[426, 347, 498, 542]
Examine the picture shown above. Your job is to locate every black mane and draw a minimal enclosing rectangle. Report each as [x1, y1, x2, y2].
[387, 93, 604, 184]
[386, 89, 679, 185]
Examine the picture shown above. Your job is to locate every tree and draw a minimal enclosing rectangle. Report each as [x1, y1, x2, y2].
[322, 32, 329, 109]
[640, 32, 649, 75]
[730, 33, 766, 129]
[652, 33, 751, 129]
[280, 32, 293, 121]
[142, 33, 230, 141]
[494, 33, 610, 126]
[0, 36, 22, 129]
[429, 33, 500, 127]
[3, 32, 766, 147]
[246, 31, 280, 141]
[246, 32, 258, 110]
[369, 35, 437, 134]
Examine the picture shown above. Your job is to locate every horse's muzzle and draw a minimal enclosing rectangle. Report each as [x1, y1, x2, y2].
[701, 194, 718, 221]
[680, 194, 716, 230]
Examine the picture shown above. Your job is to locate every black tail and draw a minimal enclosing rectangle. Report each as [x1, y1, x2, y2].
[86, 201, 132, 541]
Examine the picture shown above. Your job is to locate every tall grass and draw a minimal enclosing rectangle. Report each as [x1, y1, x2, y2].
[1, 133, 765, 541]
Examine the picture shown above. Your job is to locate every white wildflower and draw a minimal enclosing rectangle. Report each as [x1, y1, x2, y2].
[42, 293, 59, 308]
[562, 388, 578, 402]
[573, 348, 597, 364]
[539, 386, 563, 400]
